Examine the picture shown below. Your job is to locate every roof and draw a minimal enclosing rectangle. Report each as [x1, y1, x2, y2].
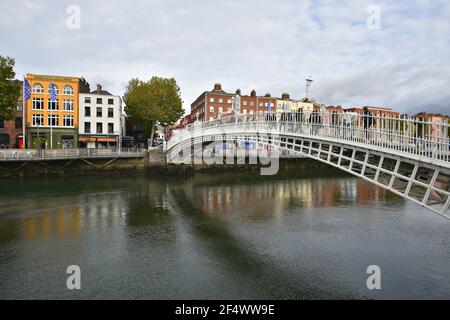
[89, 90, 113, 96]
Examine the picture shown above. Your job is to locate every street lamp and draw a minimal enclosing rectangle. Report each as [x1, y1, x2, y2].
[196, 111, 200, 123]
[306, 76, 313, 99]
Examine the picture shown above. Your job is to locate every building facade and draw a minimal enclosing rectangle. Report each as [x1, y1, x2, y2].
[79, 85, 122, 148]
[190, 84, 278, 122]
[24, 74, 90, 149]
[239, 90, 277, 115]
[0, 80, 24, 149]
[344, 106, 400, 118]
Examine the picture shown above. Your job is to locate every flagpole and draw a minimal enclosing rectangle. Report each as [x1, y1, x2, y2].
[22, 76, 26, 149]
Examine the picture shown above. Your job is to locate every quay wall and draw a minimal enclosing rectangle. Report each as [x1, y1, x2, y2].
[0, 151, 336, 179]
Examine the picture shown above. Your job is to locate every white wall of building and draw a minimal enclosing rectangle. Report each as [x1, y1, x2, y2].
[79, 93, 122, 145]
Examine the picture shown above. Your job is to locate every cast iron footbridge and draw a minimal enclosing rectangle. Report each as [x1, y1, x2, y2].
[167, 112, 450, 220]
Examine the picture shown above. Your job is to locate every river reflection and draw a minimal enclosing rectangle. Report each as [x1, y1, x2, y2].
[0, 170, 448, 299]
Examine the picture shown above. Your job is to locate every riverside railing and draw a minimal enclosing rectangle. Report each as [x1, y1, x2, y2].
[0, 148, 146, 162]
[168, 112, 450, 164]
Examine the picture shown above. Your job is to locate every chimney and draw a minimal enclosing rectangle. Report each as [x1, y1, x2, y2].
[236, 89, 241, 95]
[213, 83, 222, 91]
[96, 84, 102, 94]
[250, 90, 257, 97]
[282, 92, 290, 100]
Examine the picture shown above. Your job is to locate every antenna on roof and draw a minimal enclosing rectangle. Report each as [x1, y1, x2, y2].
[306, 75, 313, 99]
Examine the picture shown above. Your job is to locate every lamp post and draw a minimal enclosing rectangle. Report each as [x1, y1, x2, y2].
[196, 111, 200, 124]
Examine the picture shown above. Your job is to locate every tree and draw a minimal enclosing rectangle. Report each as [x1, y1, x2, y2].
[123, 76, 184, 144]
[0, 55, 21, 120]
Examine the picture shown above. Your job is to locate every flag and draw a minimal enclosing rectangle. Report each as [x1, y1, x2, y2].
[268, 101, 272, 113]
[49, 82, 57, 102]
[23, 77, 31, 101]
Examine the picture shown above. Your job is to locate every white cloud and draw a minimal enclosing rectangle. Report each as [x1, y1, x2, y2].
[1, 0, 449, 114]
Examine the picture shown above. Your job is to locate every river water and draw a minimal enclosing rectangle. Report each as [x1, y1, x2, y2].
[0, 167, 449, 300]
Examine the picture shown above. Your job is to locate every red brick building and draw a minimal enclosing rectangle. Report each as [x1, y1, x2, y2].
[326, 105, 345, 113]
[345, 106, 400, 118]
[179, 114, 193, 128]
[239, 90, 277, 115]
[190, 83, 277, 122]
[0, 80, 24, 149]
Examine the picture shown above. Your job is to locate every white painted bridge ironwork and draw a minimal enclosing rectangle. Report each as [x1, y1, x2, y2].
[167, 112, 450, 219]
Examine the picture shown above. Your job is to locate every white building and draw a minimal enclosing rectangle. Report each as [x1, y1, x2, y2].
[79, 84, 122, 149]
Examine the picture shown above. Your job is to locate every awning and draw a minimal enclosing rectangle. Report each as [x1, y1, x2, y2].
[79, 137, 117, 143]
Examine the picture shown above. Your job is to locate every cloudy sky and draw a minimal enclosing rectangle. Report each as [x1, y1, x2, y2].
[1, 0, 449, 114]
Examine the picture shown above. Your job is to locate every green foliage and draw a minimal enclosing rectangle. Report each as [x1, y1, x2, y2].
[0, 55, 21, 120]
[123, 76, 184, 141]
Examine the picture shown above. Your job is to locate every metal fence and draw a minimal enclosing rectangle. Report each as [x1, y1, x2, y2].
[0, 148, 146, 161]
[169, 111, 450, 164]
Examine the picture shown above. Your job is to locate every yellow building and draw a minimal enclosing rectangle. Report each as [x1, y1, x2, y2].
[24, 74, 90, 149]
[276, 93, 315, 113]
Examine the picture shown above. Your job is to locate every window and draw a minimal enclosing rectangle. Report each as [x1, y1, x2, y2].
[48, 100, 59, 110]
[243, 101, 248, 106]
[63, 99, 74, 111]
[218, 107, 223, 113]
[219, 98, 223, 103]
[48, 84, 59, 95]
[210, 106, 214, 113]
[227, 99, 231, 104]
[15, 117, 22, 129]
[260, 103, 263, 107]
[108, 123, 114, 134]
[32, 98, 44, 110]
[16, 102, 23, 111]
[84, 122, 91, 133]
[96, 107, 102, 117]
[97, 98, 103, 104]
[96, 123, 103, 134]
[250, 101, 254, 106]
[85, 97, 91, 103]
[0, 119, 4, 128]
[243, 110, 247, 115]
[48, 114, 59, 126]
[250, 110, 254, 115]
[32, 83, 44, 94]
[85, 106, 91, 117]
[63, 85, 74, 96]
[32, 114, 44, 126]
[209, 98, 214, 103]
[108, 99, 114, 105]
[63, 115, 74, 127]
[108, 108, 114, 118]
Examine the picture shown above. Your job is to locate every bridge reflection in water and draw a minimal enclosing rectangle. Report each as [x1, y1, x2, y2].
[0, 173, 402, 242]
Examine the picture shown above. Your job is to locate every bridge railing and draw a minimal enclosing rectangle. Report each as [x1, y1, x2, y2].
[0, 148, 146, 161]
[168, 111, 450, 164]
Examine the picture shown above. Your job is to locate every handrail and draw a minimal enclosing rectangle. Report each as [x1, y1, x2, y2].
[0, 148, 146, 162]
[168, 111, 450, 164]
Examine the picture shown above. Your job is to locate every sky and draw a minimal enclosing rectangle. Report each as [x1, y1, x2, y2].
[1, 0, 449, 115]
